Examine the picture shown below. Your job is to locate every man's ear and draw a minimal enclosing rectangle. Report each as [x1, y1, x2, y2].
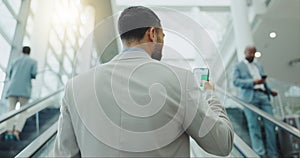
[147, 27, 156, 42]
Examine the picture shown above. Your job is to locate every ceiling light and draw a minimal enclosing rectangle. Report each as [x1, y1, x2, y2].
[255, 52, 261, 58]
[269, 32, 277, 38]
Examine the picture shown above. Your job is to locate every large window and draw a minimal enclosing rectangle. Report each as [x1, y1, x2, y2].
[0, 34, 11, 69]
[40, 0, 95, 95]
[0, 3, 17, 41]
[1, 0, 96, 99]
[7, 0, 22, 15]
[0, 0, 22, 99]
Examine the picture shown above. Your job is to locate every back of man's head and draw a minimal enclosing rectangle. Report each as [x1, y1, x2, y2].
[23, 46, 31, 55]
[118, 6, 161, 42]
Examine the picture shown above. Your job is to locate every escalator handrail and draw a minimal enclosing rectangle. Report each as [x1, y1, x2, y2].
[0, 88, 64, 124]
[215, 86, 300, 139]
[15, 121, 58, 158]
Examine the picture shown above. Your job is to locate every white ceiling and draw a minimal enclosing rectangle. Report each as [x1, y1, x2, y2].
[114, 0, 231, 7]
[253, 0, 300, 85]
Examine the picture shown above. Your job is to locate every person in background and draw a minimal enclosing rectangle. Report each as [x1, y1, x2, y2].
[5, 46, 37, 141]
[233, 46, 278, 158]
[54, 6, 233, 157]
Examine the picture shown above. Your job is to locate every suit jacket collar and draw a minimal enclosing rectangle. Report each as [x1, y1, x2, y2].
[240, 61, 252, 77]
[111, 48, 152, 61]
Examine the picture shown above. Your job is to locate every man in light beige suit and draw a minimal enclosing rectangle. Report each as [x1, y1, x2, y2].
[54, 6, 233, 157]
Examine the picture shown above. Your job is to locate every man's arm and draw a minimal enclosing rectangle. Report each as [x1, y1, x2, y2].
[54, 84, 80, 157]
[265, 82, 273, 93]
[31, 61, 37, 79]
[264, 77, 277, 96]
[184, 71, 234, 156]
[257, 63, 277, 95]
[233, 65, 254, 88]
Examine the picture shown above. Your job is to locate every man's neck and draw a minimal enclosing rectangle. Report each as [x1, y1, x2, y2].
[123, 41, 152, 56]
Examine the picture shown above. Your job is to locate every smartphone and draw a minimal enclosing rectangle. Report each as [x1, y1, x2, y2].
[193, 68, 209, 88]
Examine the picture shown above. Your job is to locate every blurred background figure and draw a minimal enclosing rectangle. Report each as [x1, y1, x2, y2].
[233, 46, 278, 158]
[5, 46, 37, 141]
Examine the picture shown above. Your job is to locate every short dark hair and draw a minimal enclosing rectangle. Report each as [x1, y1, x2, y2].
[118, 6, 161, 41]
[23, 46, 31, 54]
[244, 46, 256, 53]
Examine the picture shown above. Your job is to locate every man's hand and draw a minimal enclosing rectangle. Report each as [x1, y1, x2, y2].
[271, 91, 278, 96]
[254, 79, 265, 85]
[202, 81, 214, 91]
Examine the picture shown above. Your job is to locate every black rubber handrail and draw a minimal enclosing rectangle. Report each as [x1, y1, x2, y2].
[0, 88, 64, 124]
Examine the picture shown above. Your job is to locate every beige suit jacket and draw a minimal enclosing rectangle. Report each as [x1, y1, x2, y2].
[54, 50, 233, 157]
